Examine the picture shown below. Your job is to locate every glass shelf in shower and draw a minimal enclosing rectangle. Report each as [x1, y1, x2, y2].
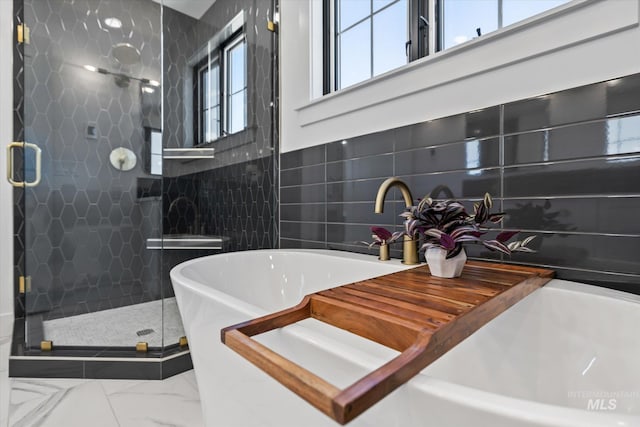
[146, 235, 228, 250]
[163, 147, 215, 159]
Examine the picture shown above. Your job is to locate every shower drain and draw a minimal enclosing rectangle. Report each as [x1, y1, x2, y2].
[136, 328, 155, 336]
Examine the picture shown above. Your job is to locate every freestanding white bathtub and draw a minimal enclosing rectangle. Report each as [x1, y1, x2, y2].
[171, 249, 640, 427]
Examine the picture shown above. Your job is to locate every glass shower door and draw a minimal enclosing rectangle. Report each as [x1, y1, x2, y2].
[21, 0, 164, 351]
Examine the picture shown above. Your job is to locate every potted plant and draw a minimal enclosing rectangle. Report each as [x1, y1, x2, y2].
[369, 193, 536, 278]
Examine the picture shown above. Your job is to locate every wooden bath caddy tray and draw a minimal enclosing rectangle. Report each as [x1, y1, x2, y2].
[221, 261, 554, 424]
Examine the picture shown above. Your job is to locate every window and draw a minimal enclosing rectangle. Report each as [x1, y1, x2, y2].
[225, 35, 247, 134]
[198, 58, 220, 142]
[441, 0, 498, 50]
[441, 0, 569, 50]
[335, 0, 409, 90]
[150, 130, 162, 175]
[329, 0, 569, 91]
[194, 32, 247, 145]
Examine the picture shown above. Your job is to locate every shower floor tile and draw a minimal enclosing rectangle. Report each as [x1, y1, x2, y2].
[42, 298, 185, 348]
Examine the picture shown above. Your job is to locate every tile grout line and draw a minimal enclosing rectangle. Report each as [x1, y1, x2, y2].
[324, 144, 328, 249]
[98, 381, 123, 427]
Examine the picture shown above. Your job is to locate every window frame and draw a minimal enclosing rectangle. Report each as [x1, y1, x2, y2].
[193, 28, 247, 146]
[332, 0, 414, 92]
[325, 0, 570, 93]
[223, 33, 248, 135]
[196, 55, 221, 144]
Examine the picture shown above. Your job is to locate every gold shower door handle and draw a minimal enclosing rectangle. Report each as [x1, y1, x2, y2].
[6, 142, 42, 187]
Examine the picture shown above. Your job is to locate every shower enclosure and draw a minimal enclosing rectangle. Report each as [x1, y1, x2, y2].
[10, 0, 277, 378]
[14, 0, 177, 353]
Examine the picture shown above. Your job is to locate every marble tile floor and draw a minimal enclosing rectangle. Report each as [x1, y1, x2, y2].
[0, 318, 205, 427]
[2, 316, 14, 427]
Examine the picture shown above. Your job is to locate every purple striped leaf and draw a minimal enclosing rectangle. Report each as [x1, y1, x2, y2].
[371, 226, 392, 241]
[439, 233, 456, 250]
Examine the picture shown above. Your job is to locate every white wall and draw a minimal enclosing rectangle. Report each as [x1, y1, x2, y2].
[280, 0, 640, 153]
[0, 0, 13, 332]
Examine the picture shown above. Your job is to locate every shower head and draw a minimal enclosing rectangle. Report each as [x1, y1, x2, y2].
[112, 43, 141, 65]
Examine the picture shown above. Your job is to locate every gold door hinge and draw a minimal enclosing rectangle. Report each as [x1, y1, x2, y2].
[41, 340, 53, 351]
[179, 336, 188, 347]
[136, 342, 148, 352]
[17, 23, 30, 44]
[267, 20, 277, 33]
[19, 276, 32, 294]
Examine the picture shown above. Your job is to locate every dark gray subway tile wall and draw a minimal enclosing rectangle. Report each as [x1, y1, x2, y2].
[326, 201, 398, 225]
[394, 138, 500, 176]
[503, 158, 640, 197]
[327, 154, 394, 182]
[405, 169, 502, 200]
[280, 73, 640, 292]
[502, 198, 639, 235]
[503, 75, 640, 134]
[281, 204, 326, 223]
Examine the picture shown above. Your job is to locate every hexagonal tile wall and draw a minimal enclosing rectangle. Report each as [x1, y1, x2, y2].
[21, 0, 163, 320]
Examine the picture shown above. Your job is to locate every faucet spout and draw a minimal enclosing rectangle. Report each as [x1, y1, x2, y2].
[374, 178, 419, 265]
[375, 178, 414, 212]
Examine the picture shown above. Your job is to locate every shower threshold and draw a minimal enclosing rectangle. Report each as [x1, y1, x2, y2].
[9, 298, 193, 380]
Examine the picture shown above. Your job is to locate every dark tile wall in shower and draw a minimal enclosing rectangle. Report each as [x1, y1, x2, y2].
[161, 0, 278, 280]
[159, 155, 276, 299]
[12, 0, 279, 322]
[18, 0, 163, 320]
[162, 7, 197, 151]
[281, 73, 640, 294]
[162, 156, 275, 249]
[198, 155, 276, 251]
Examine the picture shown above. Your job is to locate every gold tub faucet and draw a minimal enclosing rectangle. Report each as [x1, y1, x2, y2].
[374, 177, 419, 265]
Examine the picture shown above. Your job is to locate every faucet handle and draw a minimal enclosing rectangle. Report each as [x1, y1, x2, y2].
[379, 243, 390, 261]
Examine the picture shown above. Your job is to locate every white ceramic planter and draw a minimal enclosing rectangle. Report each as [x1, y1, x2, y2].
[425, 247, 467, 278]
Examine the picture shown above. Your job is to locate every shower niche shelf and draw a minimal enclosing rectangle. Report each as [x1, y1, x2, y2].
[221, 261, 554, 424]
[146, 234, 228, 250]
[163, 147, 215, 160]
